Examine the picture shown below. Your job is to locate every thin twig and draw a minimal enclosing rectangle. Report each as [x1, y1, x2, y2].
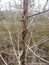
[30, 37, 49, 48]
[27, 16, 35, 29]
[43, 0, 49, 10]
[0, 51, 15, 56]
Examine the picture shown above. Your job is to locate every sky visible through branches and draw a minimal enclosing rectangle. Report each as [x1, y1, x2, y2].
[0, 0, 49, 11]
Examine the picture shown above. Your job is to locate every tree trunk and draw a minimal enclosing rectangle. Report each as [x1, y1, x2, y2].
[20, 0, 28, 65]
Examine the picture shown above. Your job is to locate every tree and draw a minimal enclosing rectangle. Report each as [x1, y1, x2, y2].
[0, 0, 49, 65]
[20, 0, 28, 65]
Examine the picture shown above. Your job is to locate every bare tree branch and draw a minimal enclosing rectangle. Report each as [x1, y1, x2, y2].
[43, 0, 49, 10]
[28, 9, 49, 18]
[4, 27, 20, 64]
[25, 43, 49, 64]
[0, 51, 15, 56]
[30, 37, 49, 48]
[27, 16, 35, 29]
[0, 54, 8, 65]
[6, 28, 23, 65]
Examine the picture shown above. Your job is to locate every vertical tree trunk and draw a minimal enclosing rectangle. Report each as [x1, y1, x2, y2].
[20, 0, 28, 65]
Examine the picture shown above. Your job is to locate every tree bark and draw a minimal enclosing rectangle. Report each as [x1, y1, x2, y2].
[20, 0, 28, 65]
